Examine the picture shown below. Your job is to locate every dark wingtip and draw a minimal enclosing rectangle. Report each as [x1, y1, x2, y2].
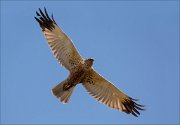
[129, 96, 139, 101]
[34, 17, 41, 24]
[51, 14, 57, 24]
[38, 8, 42, 13]
[34, 7, 56, 31]
[122, 97, 145, 117]
[131, 111, 138, 117]
[135, 102, 145, 107]
[36, 11, 40, 16]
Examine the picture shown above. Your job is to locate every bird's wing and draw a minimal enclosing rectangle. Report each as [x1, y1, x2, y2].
[35, 8, 83, 71]
[82, 69, 144, 117]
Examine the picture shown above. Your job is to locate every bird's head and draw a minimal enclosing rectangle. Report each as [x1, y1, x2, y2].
[85, 58, 94, 67]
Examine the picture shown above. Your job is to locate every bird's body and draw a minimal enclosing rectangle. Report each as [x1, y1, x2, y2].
[35, 8, 144, 117]
[61, 58, 94, 91]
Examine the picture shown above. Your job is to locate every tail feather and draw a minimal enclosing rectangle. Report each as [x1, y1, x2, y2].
[60, 87, 75, 103]
[52, 81, 75, 103]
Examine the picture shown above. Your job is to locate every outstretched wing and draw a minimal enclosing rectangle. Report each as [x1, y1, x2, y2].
[35, 8, 83, 71]
[82, 69, 144, 117]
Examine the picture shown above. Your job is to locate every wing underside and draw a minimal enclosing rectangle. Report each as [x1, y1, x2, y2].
[35, 8, 83, 71]
[82, 69, 144, 117]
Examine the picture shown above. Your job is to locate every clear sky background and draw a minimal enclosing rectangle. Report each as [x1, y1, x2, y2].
[1, 1, 179, 124]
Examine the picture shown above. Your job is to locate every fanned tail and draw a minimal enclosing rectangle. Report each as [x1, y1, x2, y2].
[52, 80, 75, 103]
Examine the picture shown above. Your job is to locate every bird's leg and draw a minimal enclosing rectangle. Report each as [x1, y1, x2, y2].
[63, 82, 75, 91]
[63, 83, 71, 90]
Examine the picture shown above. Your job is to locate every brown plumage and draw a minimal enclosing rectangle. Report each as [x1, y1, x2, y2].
[35, 8, 145, 117]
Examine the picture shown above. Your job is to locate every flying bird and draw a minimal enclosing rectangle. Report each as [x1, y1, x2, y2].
[35, 8, 144, 117]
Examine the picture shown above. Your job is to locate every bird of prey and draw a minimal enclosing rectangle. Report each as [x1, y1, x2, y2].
[35, 8, 144, 117]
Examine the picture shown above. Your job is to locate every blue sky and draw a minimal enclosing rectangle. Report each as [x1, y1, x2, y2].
[1, 1, 179, 124]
